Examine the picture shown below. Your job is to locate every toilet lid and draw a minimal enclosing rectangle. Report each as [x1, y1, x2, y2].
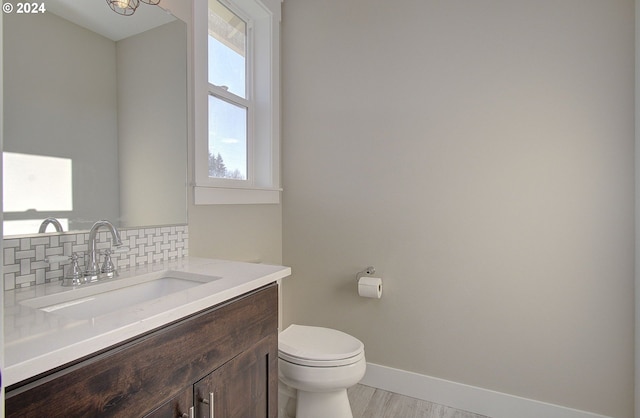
[279, 324, 364, 366]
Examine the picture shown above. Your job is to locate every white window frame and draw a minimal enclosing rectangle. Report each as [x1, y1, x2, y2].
[193, 0, 281, 204]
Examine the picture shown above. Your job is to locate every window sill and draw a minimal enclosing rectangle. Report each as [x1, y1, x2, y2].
[194, 186, 281, 205]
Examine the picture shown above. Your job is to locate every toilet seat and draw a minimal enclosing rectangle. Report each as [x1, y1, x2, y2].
[279, 324, 365, 367]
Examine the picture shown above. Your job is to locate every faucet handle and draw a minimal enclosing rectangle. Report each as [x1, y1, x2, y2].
[65, 253, 84, 285]
[99, 246, 130, 275]
[100, 249, 117, 277]
[98, 246, 130, 278]
[47, 253, 85, 286]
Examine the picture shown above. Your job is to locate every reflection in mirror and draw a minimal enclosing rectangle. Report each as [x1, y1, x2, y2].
[2, 0, 188, 237]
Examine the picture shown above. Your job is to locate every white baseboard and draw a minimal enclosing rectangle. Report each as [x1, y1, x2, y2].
[360, 363, 611, 418]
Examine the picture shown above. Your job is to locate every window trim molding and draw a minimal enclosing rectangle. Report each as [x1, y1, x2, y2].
[193, 0, 282, 205]
[194, 185, 281, 205]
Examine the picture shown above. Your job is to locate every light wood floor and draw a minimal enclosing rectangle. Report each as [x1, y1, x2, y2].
[348, 384, 490, 418]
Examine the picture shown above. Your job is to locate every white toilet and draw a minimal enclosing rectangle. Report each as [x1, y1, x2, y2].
[278, 324, 366, 418]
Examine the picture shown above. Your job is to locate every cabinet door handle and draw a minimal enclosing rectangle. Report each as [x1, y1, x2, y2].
[201, 392, 214, 417]
[180, 406, 195, 418]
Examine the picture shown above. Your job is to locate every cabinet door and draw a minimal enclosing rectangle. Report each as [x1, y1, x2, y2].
[144, 387, 193, 418]
[194, 334, 278, 418]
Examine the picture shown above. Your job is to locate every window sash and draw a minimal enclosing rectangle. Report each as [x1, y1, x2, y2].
[208, 0, 249, 99]
[207, 90, 253, 182]
[207, 0, 255, 185]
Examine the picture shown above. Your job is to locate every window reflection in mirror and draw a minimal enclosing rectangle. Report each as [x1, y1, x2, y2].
[3, 153, 72, 235]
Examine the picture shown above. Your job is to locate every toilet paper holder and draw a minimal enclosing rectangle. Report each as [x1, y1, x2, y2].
[356, 266, 376, 281]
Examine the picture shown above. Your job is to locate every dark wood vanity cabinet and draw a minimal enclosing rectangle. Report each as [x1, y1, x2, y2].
[5, 283, 279, 418]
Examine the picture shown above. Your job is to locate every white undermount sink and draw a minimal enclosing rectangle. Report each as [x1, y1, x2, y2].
[20, 271, 221, 320]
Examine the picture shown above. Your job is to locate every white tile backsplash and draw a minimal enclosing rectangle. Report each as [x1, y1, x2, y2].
[3, 225, 189, 290]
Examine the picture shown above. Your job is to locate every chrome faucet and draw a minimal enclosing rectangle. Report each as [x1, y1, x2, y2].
[38, 217, 63, 233]
[85, 220, 123, 278]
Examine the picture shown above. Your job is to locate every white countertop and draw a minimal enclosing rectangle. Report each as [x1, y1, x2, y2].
[3, 257, 291, 387]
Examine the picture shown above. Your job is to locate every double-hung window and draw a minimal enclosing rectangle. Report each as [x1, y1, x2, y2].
[194, 0, 281, 204]
[208, 0, 249, 181]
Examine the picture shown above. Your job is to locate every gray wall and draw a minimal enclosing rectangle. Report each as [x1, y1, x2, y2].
[188, 203, 282, 264]
[281, 1, 635, 416]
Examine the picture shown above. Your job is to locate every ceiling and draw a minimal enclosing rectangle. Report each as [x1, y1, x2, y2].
[45, 0, 176, 41]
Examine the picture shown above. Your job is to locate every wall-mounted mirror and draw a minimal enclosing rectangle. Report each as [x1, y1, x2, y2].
[2, 0, 188, 237]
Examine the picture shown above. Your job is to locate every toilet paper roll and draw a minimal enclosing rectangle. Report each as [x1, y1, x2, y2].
[358, 276, 382, 299]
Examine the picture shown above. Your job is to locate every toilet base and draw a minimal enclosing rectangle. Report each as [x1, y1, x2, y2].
[295, 388, 353, 418]
[278, 382, 297, 418]
[278, 384, 354, 418]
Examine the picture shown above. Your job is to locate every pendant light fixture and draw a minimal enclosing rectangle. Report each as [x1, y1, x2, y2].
[107, 0, 160, 16]
[106, 0, 138, 15]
